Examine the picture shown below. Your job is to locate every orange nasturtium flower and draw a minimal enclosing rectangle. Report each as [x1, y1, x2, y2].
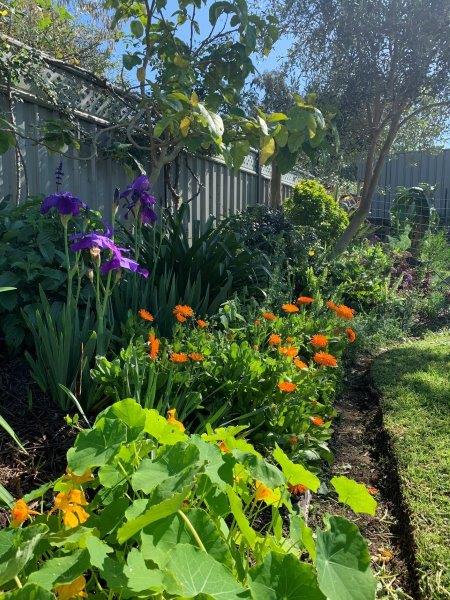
[167, 408, 185, 432]
[313, 351, 338, 367]
[138, 309, 154, 322]
[310, 416, 324, 426]
[148, 332, 160, 360]
[268, 333, 282, 346]
[196, 319, 208, 329]
[278, 381, 297, 393]
[310, 334, 328, 348]
[297, 296, 314, 305]
[282, 303, 299, 314]
[279, 346, 298, 358]
[188, 352, 204, 362]
[170, 352, 189, 363]
[52, 489, 89, 528]
[345, 327, 357, 342]
[262, 311, 277, 321]
[288, 483, 308, 495]
[334, 304, 355, 320]
[173, 305, 194, 322]
[218, 440, 230, 453]
[293, 357, 308, 370]
[55, 575, 87, 600]
[254, 481, 278, 503]
[10, 499, 39, 527]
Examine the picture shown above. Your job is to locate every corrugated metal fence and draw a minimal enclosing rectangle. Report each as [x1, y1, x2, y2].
[361, 149, 450, 224]
[0, 37, 297, 233]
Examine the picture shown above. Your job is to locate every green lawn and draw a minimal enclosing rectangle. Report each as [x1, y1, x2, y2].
[372, 331, 450, 599]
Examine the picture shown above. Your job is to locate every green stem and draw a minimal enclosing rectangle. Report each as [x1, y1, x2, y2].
[14, 576, 22, 589]
[177, 510, 206, 551]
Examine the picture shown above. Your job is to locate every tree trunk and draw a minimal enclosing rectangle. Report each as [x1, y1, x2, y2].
[270, 161, 282, 208]
[332, 115, 402, 255]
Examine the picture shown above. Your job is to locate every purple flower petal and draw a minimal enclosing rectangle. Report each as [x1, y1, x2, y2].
[41, 192, 86, 216]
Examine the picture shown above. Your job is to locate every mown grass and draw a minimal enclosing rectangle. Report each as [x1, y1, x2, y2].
[372, 330, 450, 599]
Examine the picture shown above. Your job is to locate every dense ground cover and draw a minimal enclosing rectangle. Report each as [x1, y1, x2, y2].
[372, 331, 450, 599]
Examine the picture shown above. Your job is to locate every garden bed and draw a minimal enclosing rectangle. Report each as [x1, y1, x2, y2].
[372, 332, 450, 599]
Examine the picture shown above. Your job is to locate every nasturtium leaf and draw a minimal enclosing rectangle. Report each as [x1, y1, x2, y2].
[141, 508, 233, 568]
[124, 548, 164, 593]
[67, 417, 127, 474]
[273, 445, 320, 492]
[92, 497, 129, 538]
[117, 488, 190, 544]
[86, 536, 113, 570]
[0, 525, 48, 587]
[232, 450, 285, 489]
[28, 549, 90, 590]
[316, 516, 377, 600]
[163, 543, 251, 599]
[49, 526, 94, 551]
[289, 514, 316, 561]
[131, 460, 171, 494]
[190, 436, 234, 490]
[249, 551, 325, 600]
[0, 530, 15, 562]
[110, 399, 146, 440]
[144, 409, 187, 444]
[331, 476, 377, 516]
[260, 136, 275, 165]
[226, 486, 258, 547]
[98, 464, 124, 489]
[4, 584, 54, 599]
[100, 557, 128, 590]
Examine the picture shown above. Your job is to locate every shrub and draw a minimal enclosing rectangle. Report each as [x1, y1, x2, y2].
[0, 398, 378, 599]
[284, 179, 349, 243]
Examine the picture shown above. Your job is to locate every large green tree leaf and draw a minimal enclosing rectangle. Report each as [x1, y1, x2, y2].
[331, 476, 377, 516]
[316, 516, 376, 600]
[249, 551, 325, 599]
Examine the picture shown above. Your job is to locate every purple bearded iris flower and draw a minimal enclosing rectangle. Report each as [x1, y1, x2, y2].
[121, 174, 157, 224]
[69, 226, 149, 278]
[41, 192, 87, 216]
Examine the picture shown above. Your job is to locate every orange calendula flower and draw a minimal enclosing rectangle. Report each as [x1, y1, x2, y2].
[148, 332, 160, 360]
[268, 333, 282, 346]
[326, 300, 338, 311]
[255, 481, 278, 503]
[310, 416, 324, 426]
[289, 435, 299, 446]
[64, 468, 93, 485]
[167, 408, 185, 432]
[170, 352, 189, 363]
[311, 334, 328, 348]
[11, 499, 39, 527]
[196, 319, 208, 329]
[288, 483, 307, 495]
[218, 440, 230, 453]
[297, 296, 314, 305]
[55, 575, 87, 600]
[334, 304, 355, 320]
[262, 311, 277, 321]
[345, 327, 356, 342]
[279, 346, 298, 357]
[138, 309, 154, 322]
[282, 303, 299, 313]
[173, 305, 194, 323]
[313, 352, 338, 367]
[367, 486, 379, 496]
[188, 352, 204, 362]
[278, 381, 297, 393]
[52, 489, 89, 528]
[293, 357, 308, 370]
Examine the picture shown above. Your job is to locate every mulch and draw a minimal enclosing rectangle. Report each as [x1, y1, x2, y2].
[309, 357, 419, 599]
[0, 357, 75, 499]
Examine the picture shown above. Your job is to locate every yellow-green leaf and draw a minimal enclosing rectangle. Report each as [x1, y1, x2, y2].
[330, 476, 377, 516]
[260, 136, 275, 165]
[273, 445, 320, 492]
[180, 116, 191, 137]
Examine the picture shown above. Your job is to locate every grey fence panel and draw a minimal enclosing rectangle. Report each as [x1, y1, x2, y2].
[364, 149, 450, 223]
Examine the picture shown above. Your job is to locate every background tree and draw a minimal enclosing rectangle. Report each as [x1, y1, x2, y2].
[274, 0, 450, 252]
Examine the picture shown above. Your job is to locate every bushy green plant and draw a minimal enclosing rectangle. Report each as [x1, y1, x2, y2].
[0, 398, 377, 599]
[284, 180, 349, 243]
